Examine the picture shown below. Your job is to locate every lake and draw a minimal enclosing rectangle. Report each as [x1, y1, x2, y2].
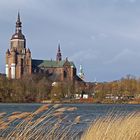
[0, 103, 140, 126]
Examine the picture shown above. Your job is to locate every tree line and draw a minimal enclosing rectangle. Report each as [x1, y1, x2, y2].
[0, 74, 52, 102]
[94, 75, 140, 103]
[0, 74, 80, 103]
[0, 74, 140, 103]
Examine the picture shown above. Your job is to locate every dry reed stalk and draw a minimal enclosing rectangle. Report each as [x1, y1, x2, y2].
[81, 112, 140, 140]
[59, 116, 81, 140]
[0, 113, 6, 118]
[45, 107, 79, 139]
[54, 107, 77, 114]
[0, 121, 12, 131]
[66, 107, 77, 111]
[20, 116, 57, 138]
[7, 112, 31, 122]
[0, 105, 80, 140]
[55, 107, 67, 112]
[4, 112, 34, 139]
[0, 124, 8, 130]
[74, 116, 81, 124]
[46, 116, 75, 140]
[11, 112, 21, 115]
[16, 112, 31, 119]
[37, 117, 64, 140]
[6, 105, 64, 139]
[21, 106, 77, 140]
[0, 120, 5, 126]
[53, 112, 64, 117]
[53, 104, 62, 108]
[33, 104, 49, 115]
[25, 106, 68, 138]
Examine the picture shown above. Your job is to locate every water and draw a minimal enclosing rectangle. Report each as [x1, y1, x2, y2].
[0, 103, 140, 124]
[0, 103, 140, 122]
[0, 103, 140, 139]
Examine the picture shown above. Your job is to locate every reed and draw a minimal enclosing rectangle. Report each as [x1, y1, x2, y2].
[0, 105, 140, 140]
[81, 112, 140, 140]
[0, 104, 81, 140]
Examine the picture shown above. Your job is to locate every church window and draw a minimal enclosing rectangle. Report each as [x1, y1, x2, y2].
[64, 70, 67, 78]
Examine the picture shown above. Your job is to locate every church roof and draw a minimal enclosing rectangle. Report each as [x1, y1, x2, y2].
[11, 32, 25, 40]
[11, 12, 25, 40]
[32, 59, 76, 68]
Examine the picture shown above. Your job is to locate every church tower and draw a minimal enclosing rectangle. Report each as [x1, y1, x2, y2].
[56, 44, 62, 61]
[5, 13, 32, 79]
[79, 65, 84, 80]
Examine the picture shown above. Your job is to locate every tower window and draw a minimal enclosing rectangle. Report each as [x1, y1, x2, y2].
[64, 70, 67, 78]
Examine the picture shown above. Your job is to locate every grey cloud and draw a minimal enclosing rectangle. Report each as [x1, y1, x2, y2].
[0, 0, 140, 81]
[104, 49, 137, 64]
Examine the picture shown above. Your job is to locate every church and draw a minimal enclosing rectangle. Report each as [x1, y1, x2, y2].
[5, 13, 84, 82]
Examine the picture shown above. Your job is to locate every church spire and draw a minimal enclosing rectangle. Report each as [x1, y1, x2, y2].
[56, 43, 62, 61]
[11, 12, 25, 40]
[17, 12, 20, 22]
[79, 65, 84, 80]
[16, 12, 22, 33]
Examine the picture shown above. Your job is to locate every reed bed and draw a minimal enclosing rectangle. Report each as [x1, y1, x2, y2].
[0, 104, 81, 140]
[0, 104, 140, 140]
[81, 111, 140, 140]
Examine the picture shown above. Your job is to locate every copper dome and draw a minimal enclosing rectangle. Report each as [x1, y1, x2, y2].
[11, 32, 25, 40]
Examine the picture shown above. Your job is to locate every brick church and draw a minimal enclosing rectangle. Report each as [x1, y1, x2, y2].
[5, 13, 84, 82]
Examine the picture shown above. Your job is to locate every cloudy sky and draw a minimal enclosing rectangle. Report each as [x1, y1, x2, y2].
[0, 0, 140, 82]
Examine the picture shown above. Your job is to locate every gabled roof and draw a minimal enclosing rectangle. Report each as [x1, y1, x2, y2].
[32, 59, 76, 68]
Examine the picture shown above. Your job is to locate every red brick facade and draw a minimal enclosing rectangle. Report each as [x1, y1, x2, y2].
[5, 13, 81, 82]
[5, 13, 32, 79]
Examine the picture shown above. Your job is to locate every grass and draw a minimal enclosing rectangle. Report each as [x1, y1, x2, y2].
[0, 105, 140, 140]
[81, 112, 140, 140]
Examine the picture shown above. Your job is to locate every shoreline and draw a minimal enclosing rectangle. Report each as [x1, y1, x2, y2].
[0, 101, 140, 105]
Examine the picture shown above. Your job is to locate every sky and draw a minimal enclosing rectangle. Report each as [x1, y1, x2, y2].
[0, 0, 140, 82]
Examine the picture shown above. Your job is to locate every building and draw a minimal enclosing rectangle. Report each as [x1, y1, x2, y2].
[5, 13, 31, 79]
[78, 65, 84, 80]
[5, 13, 82, 82]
